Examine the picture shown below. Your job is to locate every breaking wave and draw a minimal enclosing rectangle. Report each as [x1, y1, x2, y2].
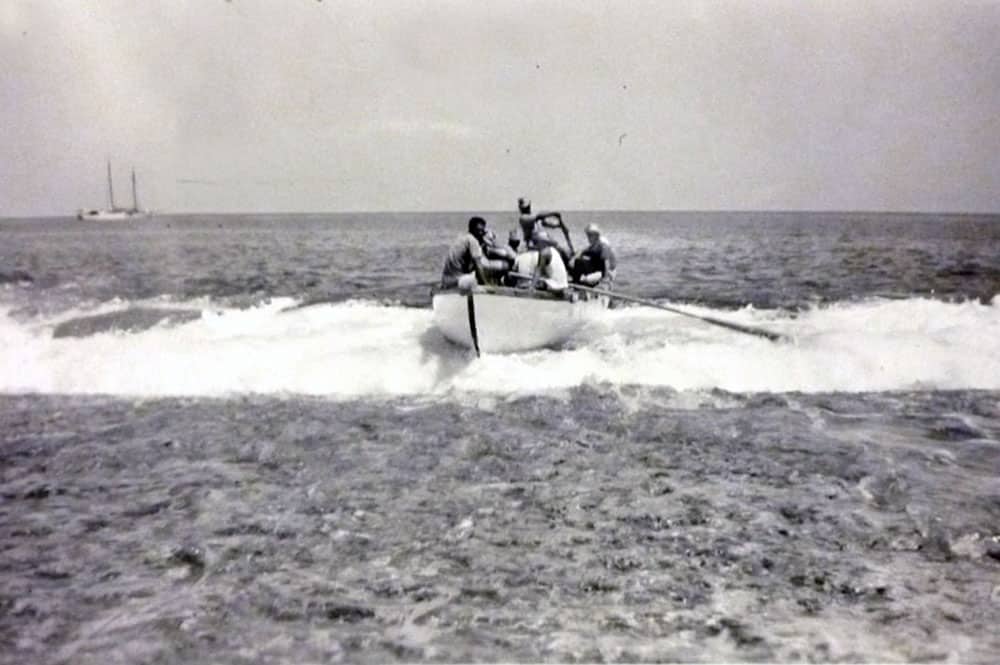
[1, 295, 998, 397]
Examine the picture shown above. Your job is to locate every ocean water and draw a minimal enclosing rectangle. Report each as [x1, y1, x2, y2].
[2, 211, 999, 396]
[1, 211, 999, 663]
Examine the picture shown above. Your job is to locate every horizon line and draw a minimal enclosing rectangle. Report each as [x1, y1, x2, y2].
[3, 207, 1000, 220]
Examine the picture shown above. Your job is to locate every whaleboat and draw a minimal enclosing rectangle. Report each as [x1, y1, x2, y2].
[77, 161, 150, 221]
[432, 285, 607, 354]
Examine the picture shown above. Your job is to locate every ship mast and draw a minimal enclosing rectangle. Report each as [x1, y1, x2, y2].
[131, 168, 139, 211]
[106, 160, 116, 210]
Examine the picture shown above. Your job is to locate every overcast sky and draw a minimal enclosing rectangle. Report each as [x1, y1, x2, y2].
[2, 1, 998, 215]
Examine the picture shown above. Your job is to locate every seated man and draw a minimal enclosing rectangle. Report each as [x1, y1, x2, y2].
[570, 222, 616, 287]
[511, 231, 569, 293]
[481, 227, 518, 277]
[440, 216, 508, 289]
[507, 228, 522, 253]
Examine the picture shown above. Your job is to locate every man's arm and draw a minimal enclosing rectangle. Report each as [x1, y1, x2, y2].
[536, 212, 576, 255]
[484, 243, 517, 263]
[600, 243, 617, 284]
[534, 211, 563, 227]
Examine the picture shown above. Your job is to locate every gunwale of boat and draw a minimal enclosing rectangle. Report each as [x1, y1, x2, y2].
[430, 285, 574, 302]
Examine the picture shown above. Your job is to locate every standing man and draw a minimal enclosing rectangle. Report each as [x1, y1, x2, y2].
[517, 196, 574, 265]
[441, 216, 508, 289]
[517, 196, 564, 245]
[570, 223, 617, 286]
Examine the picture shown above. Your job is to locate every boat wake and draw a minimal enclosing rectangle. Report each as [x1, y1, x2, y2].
[1, 294, 998, 397]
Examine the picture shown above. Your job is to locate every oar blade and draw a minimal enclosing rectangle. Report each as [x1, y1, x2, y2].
[700, 315, 785, 342]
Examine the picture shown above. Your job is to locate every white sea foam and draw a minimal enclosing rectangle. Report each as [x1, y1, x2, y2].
[1, 295, 998, 397]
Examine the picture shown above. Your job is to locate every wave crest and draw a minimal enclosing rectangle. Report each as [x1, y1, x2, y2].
[1, 295, 998, 396]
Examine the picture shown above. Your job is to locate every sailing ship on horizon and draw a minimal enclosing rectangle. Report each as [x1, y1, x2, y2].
[77, 161, 151, 221]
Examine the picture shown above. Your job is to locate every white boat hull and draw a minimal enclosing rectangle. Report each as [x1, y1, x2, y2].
[76, 209, 149, 222]
[78, 162, 150, 221]
[432, 287, 606, 353]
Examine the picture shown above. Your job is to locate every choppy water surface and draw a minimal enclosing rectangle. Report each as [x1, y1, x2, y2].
[2, 211, 999, 312]
[3, 389, 999, 663]
[1, 211, 999, 663]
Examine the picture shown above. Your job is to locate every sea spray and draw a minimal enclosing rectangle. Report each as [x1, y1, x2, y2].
[2, 295, 998, 396]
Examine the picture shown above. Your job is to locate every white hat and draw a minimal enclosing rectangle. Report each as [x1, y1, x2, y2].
[584, 223, 601, 235]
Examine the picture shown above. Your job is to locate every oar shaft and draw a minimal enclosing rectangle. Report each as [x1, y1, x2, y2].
[569, 283, 785, 342]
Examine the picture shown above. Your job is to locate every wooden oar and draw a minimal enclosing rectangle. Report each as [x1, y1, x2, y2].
[280, 280, 438, 313]
[538, 213, 575, 255]
[569, 283, 788, 342]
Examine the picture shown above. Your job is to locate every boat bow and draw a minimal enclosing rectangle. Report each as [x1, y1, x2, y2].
[432, 286, 606, 353]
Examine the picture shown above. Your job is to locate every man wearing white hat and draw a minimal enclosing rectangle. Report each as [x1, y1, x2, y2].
[570, 223, 616, 286]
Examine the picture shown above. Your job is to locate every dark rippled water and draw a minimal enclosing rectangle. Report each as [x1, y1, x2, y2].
[1, 211, 999, 663]
[2, 211, 998, 313]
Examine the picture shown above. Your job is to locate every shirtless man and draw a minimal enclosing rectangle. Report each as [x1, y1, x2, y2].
[517, 196, 574, 264]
